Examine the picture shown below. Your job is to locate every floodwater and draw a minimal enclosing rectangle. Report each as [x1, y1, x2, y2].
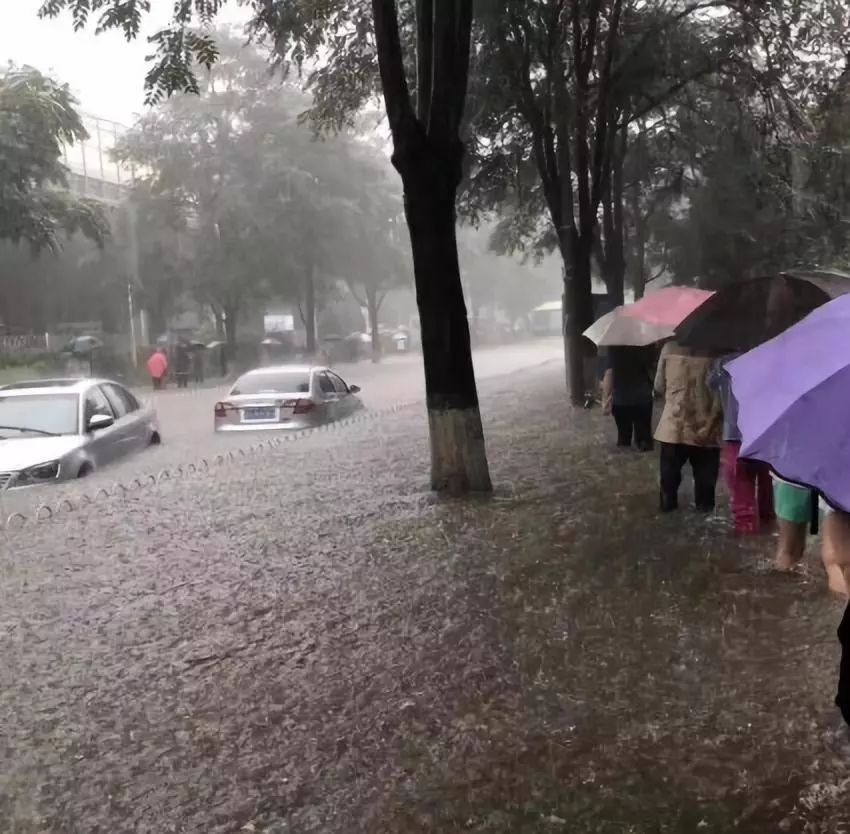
[0, 363, 847, 833]
[0, 340, 565, 522]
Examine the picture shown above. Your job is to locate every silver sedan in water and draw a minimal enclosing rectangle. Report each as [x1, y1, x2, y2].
[214, 365, 364, 432]
[0, 378, 160, 489]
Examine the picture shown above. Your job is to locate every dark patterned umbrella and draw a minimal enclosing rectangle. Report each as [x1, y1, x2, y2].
[673, 274, 831, 352]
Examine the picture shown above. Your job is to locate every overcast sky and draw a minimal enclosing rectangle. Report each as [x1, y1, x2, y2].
[0, 1, 246, 126]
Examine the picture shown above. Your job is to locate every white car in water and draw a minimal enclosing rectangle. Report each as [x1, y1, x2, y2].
[214, 365, 363, 432]
[0, 378, 160, 489]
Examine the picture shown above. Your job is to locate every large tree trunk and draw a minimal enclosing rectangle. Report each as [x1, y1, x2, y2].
[630, 178, 648, 300]
[563, 231, 596, 405]
[629, 122, 651, 300]
[213, 308, 225, 340]
[223, 306, 238, 349]
[304, 265, 317, 355]
[395, 137, 492, 494]
[601, 129, 627, 306]
[366, 285, 382, 362]
[372, 0, 489, 495]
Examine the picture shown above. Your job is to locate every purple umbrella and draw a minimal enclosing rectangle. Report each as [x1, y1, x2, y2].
[726, 294, 850, 511]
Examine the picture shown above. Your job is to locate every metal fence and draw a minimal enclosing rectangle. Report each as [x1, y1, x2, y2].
[0, 333, 48, 354]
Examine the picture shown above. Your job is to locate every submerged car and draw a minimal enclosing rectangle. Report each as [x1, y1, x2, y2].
[0, 378, 160, 489]
[214, 365, 363, 432]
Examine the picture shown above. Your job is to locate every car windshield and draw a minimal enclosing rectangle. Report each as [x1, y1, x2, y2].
[0, 394, 79, 436]
[231, 372, 311, 396]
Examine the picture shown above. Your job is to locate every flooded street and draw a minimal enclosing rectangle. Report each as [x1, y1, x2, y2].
[0, 340, 563, 522]
[3, 0, 850, 830]
[1, 361, 847, 833]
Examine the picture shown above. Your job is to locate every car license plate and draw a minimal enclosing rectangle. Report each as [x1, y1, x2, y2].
[243, 406, 277, 422]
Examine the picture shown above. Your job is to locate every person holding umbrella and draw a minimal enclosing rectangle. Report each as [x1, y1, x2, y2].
[190, 344, 205, 384]
[601, 346, 655, 450]
[654, 340, 723, 513]
[174, 339, 191, 389]
[147, 346, 168, 390]
[725, 295, 850, 591]
[708, 353, 775, 534]
[583, 287, 714, 453]
[725, 294, 850, 728]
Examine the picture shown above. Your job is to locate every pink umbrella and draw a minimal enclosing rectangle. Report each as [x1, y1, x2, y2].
[621, 286, 714, 327]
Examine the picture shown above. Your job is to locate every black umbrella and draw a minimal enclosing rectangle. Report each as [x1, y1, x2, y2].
[673, 274, 830, 352]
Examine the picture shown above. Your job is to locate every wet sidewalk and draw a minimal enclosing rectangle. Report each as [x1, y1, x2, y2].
[1, 364, 847, 833]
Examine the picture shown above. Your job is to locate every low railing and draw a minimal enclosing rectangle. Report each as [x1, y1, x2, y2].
[0, 333, 48, 354]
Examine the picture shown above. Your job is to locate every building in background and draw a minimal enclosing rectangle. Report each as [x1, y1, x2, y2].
[63, 113, 132, 205]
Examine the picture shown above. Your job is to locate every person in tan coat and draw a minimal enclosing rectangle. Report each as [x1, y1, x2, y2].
[653, 340, 723, 512]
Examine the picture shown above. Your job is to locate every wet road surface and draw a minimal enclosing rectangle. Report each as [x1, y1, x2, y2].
[1, 361, 848, 832]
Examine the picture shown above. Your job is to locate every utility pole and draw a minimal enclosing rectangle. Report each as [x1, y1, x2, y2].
[125, 202, 140, 367]
[127, 281, 138, 368]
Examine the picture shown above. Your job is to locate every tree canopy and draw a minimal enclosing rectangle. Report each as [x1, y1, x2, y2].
[0, 65, 109, 254]
[113, 33, 408, 347]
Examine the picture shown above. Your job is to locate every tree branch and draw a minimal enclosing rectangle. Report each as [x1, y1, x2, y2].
[650, 256, 668, 282]
[428, 0, 474, 141]
[590, 0, 624, 214]
[346, 280, 367, 308]
[415, 0, 433, 124]
[626, 62, 718, 126]
[508, 15, 563, 228]
[609, 0, 735, 86]
[371, 0, 416, 139]
[572, 1, 593, 237]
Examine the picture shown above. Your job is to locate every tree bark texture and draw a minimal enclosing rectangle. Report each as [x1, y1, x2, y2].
[373, 0, 491, 494]
[601, 129, 627, 306]
[396, 134, 491, 494]
[562, 231, 596, 404]
[630, 175, 648, 300]
[555, 232, 588, 405]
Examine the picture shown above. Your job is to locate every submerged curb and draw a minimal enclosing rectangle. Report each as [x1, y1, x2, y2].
[0, 399, 423, 532]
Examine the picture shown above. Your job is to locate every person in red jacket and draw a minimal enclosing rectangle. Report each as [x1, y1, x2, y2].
[147, 346, 168, 390]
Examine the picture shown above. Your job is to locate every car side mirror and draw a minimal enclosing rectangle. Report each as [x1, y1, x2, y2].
[88, 413, 114, 432]
[349, 384, 361, 394]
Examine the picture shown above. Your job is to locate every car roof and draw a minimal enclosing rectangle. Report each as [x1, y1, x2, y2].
[239, 365, 327, 376]
[0, 378, 118, 396]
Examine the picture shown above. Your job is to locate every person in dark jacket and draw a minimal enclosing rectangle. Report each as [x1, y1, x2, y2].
[174, 340, 191, 389]
[602, 346, 655, 451]
[190, 348, 204, 385]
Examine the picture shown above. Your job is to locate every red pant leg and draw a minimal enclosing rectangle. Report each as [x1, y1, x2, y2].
[721, 442, 737, 493]
[723, 441, 758, 534]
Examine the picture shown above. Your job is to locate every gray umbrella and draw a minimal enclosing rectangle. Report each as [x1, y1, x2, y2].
[63, 335, 104, 355]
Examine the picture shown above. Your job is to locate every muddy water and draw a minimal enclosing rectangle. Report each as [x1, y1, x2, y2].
[394, 387, 850, 833]
[1, 365, 847, 833]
